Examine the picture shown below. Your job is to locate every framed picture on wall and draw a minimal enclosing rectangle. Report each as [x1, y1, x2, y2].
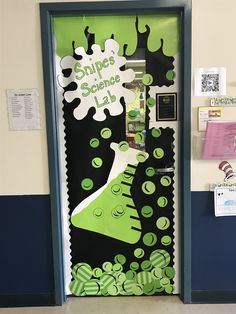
[156, 93, 177, 121]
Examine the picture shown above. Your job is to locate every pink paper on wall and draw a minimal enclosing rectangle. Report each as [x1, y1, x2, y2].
[202, 121, 236, 160]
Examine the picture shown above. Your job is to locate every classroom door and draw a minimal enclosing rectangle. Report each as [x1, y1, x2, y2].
[53, 12, 181, 297]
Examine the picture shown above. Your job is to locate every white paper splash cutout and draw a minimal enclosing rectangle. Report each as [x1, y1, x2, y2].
[58, 39, 136, 121]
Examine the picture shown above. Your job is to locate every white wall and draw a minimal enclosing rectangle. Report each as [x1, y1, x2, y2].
[192, 0, 236, 190]
[1, 0, 236, 195]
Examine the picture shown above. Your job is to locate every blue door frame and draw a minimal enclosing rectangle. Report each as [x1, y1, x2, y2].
[40, 0, 192, 305]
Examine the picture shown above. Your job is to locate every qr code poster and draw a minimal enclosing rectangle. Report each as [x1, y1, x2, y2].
[194, 67, 226, 96]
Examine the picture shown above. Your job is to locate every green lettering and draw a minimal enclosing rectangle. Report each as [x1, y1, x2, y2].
[109, 56, 115, 65]
[95, 61, 103, 79]
[74, 62, 85, 80]
[115, 75, 120, 83]
[103, 58, 109, 68]
[81, 82, 91, 97]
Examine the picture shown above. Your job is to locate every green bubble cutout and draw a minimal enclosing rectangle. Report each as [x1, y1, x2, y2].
[81, 178, 94, 190]
[143, 232, 157, 246]
[89, 138, 100, 148]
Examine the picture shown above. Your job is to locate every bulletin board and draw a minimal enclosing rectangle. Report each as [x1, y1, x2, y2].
[40, 0, 192, 304]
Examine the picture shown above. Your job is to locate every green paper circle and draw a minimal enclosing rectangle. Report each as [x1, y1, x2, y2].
[102, 262, 113, 272]
[150, 250, 171, 268]
[108, 284, 119, 296]
[130, 262, 139, 271]
[114, 254, 126, 265]
[100, 127, 112, 139]
[151, 128, 161, 138]
[118, 141, 129, 152]
[81, 178, 94, 191]
[165, 284, 175, 294]
[132, 284, 143, 296]
[161, 235, 172, 246]
[143, 282, 156, 295]
[147, 97, 155, 107]
[141, 205, 153, 218]
[134, 132, 144, 143]
[166, 70, 176, 80]
[156, 217, 170, 230]
[91, 157, 103, 168]
[137, 271, 152, 285]
[160, 176, 172, 186]
[69, 280, 84, 296]
[134, 248, 145, 258]
[143, 232, 157, 246]
[93, 267, 103, 278]
[142, 73, 153, 86]
[163, 266, 175, 279]
[113, 263, 123, 272]
[153, 148, 164, 159]
[151, 267, 163, 280]
[145, 167, 155, 177]
[75, 263, 93, 282]
[141, 260, 152, 271]
[136, 152, 148, 163]
[142, 181, 156, 195]
[160, 277, 170, 287]
[125, 270, 136, 280]
[84, 280, 100, 295]
[157, 196, 168, 208]
[89, 138, 100, 148]
[128, 110, 138, 120]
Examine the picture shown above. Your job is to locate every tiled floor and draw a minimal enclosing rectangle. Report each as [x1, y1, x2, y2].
[1, 296, 236, 314]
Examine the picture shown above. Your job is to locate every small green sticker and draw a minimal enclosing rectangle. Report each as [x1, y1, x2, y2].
[161, 235, 172, 246]
[136, 152, 148, 163]
[102, 262, 113, 272]
[142, 181, 156, 195]
[89, 138, 100, 148]
[153, 147, 164, 159]
[100, 127, 112, 139]
[134, 248, 145, 258]
[81, 178, 94, 190]
[91, 157, 103, 168]
[160, 176, 172, 186]
[166, 70, 176, 80]
[128, 110, 138, 120]
[126, 270, 136, 280]
[141, 260, 152, 271]
[141, 205, 153, 218]
[118, 141, 129, 152]
[130, 262, 139, 271]
[114, 254, 126, 265]
[142, 73, 153, 86]
[145, 167, 155, 177]
[143, 232, 157, 246]
[146, 97, 155, 107]
[157, 196, 168, 207]
[93, 267, 103, 278]
[134, 132, 144, 143]
[156, 217, 170, 230]
[151, 128, 161, 138]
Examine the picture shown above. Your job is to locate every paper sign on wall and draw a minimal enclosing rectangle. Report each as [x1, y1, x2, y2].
[214, 187, 236, 216]
[194, 67, 226, 97]
[202, 121, 236, 160]
[7, 89, 40, 130]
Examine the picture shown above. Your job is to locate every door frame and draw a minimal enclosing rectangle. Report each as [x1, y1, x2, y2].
[40, 0, 192, 305]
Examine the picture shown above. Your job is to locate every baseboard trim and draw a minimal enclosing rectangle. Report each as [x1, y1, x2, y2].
[0, 293, 55, 307]
[192, 290, 236, 303]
